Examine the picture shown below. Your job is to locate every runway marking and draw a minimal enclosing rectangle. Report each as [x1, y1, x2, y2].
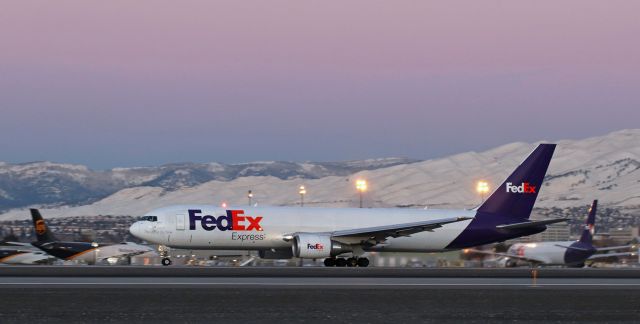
[1, 283, 640, 287]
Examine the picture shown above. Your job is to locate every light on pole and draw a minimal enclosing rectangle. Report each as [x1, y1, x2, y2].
[476, 181, 489, 204]
[356, 179, 367, 208]
[299, 185, 306, 207]
[247, 190, 253, 206]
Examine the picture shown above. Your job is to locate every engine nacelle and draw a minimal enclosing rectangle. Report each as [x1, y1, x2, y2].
[292, 234, 352, 258]
[258, 249, 294, 259]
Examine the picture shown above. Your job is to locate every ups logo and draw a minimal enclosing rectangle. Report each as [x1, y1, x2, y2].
[35, 220, 46, 235]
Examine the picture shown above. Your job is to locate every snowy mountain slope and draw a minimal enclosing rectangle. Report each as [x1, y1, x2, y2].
[0, 129, 639, 220]
[0, 158, 416, 212]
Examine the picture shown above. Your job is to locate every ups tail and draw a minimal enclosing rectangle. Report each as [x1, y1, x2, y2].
[30, 209, 57, 243]
[477, 144, 556, 220]
[578, 200, 597, 244]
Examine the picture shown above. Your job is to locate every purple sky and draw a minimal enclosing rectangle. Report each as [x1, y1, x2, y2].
[1, 1, 639, 169]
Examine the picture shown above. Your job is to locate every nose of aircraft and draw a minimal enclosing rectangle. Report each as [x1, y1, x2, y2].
[129, 222, 142, 238]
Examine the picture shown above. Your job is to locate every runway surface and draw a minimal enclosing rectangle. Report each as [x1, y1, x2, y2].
[1, 267, 639, 323]
[2, 265, 640, 278]
[1, 276, 640, 288]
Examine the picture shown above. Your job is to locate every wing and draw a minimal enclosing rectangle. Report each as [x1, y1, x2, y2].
[466, 248, 547, 264]
[596, 245, 634, 252]
[285, 216, 473, 245]
[588, 251, 637, 260]
[0, 241, 33, 247]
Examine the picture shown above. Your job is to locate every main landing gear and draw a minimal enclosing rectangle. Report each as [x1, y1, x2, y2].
[323, 257, 370, 267]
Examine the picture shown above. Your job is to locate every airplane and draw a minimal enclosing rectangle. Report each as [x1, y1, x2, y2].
[29, 209, 155, 264]
[130, 144, 564, 267]
[467, 200, 636, 267]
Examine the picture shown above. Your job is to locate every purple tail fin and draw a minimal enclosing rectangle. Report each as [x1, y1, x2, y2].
[477, 144, 556, 220]
[579, 200, 597, 244]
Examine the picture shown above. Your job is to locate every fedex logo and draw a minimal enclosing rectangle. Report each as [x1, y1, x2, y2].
[307, 243, 324, 250]
[505, 182, 536, 194]
[189, 209, 263, 231]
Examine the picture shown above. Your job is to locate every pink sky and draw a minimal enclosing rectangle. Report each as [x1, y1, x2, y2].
[1, 1, 639, 168]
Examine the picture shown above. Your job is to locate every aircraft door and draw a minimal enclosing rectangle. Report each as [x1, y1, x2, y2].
[176, 214, 185, 230]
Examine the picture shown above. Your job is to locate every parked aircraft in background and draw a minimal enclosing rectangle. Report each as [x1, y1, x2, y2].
[131, 144, 565, 267]
[0, 248, 56, 265]
[29, 209, 155, 264]
[468, 200, 636, 267]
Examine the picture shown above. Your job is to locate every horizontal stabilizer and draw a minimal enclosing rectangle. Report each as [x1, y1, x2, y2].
[496, 218, 567, 230]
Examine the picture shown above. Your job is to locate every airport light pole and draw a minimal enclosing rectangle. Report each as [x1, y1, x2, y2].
[247, 190, 253, 206]
[299, 185, 306, 207]
[91, 242, 99, 265]
[356, 179, 367, 208]
[476, 181, 489, 204]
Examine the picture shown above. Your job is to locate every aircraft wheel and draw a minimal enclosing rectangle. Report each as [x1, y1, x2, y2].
[161, 258, 172, 266]
[357, 258, 370, 267]
[324, 258, 336, 267]
[346, 257, 358, 267]
[335, 258, 347, 267]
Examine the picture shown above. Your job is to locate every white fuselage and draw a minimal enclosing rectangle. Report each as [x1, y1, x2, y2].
[130, 205, 476, 253]
[507, 241, 575, 265]
[94, 243, 155, 262]
[60, 242, 154, 263]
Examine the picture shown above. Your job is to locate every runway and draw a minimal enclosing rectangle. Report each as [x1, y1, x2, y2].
[1, 267, 639, 323]
[2, 265, 640, 278]
[1, 276, 640, 288]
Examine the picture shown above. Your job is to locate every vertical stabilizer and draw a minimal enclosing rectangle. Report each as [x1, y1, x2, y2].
[30, 209, 57, 243]
[477, 144, 556, 220]
[579, 200, 597, 245]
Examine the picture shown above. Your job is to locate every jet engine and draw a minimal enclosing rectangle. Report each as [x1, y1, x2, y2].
[292, 234, 352, 258]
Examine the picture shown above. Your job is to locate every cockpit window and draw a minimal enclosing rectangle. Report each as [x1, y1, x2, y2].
[140, 216, 158, 222]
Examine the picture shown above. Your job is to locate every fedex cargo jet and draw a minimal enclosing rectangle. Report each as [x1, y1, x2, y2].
[470, 200, 636, 267]
[130, 144, 563, 267]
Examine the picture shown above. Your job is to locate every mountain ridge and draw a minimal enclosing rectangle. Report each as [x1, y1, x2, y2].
[1, 129, 639, 221]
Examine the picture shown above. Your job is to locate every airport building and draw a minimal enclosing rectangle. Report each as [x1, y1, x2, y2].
[598, 227, 640, 245]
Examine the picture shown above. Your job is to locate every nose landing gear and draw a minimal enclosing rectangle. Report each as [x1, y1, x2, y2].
[323, 257, 370, 267]
[159, 245, 172, 266]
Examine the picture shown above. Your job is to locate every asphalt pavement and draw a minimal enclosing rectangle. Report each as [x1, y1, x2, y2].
[1, 287, 639, 323]
[1, 267, 639, 323]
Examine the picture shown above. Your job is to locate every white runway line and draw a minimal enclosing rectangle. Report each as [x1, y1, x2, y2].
[2, 282, 640, 287]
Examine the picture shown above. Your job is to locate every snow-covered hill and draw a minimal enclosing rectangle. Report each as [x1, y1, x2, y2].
[1, 129, 639, 221]
[0, 158, 416, 212]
